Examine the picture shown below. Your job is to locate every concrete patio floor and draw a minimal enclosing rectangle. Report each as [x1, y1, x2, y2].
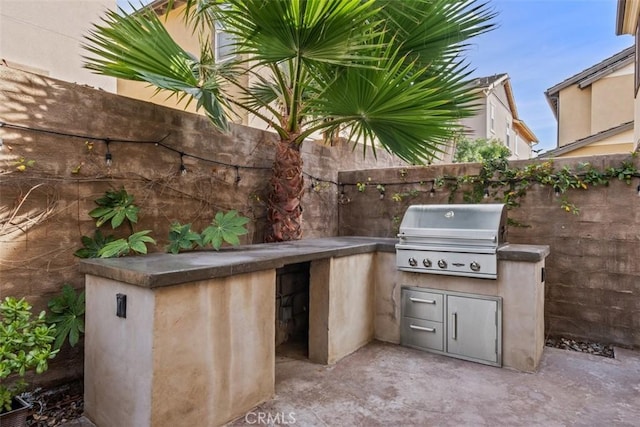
[228, 341, 640, 427]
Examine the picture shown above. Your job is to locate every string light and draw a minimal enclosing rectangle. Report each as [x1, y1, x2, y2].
[429, 182, 436, 198]
[179, 153, 187, 176]
[554, 186, 560, 197]
[483, 188, 489, 199]
[636, 183, 640, 197]
[235, 166, 241, 185]
[105, 140, 112, 166]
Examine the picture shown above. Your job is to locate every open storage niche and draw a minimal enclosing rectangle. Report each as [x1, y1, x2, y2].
[275, 262, 310, 358]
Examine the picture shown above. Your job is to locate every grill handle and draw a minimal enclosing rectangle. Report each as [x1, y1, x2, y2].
[452, 312, 458, 340]
[410, 324, 435, 333]
[409, 297, 436, 305]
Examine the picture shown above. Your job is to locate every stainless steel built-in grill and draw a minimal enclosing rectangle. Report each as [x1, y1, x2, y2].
[396, 204, 507, 279]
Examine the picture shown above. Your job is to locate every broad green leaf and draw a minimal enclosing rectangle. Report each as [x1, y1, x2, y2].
[98, 239, 130, 258]
[201, 211, 249, 250]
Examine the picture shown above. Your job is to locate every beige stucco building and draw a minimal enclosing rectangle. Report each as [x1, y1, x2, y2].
[0, 0, 116, 92]
[457, 73, 538, 161]
[617, 0, 640, 152]
[542, 46, 635, 158]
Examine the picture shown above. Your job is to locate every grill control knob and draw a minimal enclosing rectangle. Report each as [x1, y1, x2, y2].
[470, 261, 481, 272]
[423, 258, 432, 268]
[437, 259, 447, 269]
[408, 257, 418, 267]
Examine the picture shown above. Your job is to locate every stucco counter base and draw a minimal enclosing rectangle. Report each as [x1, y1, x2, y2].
[80, 237, 548, 427]
[80, 237, 395, 427]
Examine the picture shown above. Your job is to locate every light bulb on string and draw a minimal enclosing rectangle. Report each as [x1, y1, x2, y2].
[637, 183, 640, 197]
[429, 182, 436, 198]
[179, 153, 187, 176]
[105, 140, 112, 166]
[483, 188, 490, 199]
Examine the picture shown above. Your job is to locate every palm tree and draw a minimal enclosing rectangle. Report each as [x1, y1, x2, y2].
[83, 0, 495, 242]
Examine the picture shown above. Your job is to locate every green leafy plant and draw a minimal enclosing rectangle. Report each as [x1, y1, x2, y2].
[453, 138, 511, 163]
[98, 230, 156, 258]
[47, 285, 85, 350]
[201, 211, 249, 250]
[74, 230, 116, 258]
[0, 297, 58, 412]
[166, 222, 203, 254]
[89, 188, 139, 229]
[76, 188, 155, 259]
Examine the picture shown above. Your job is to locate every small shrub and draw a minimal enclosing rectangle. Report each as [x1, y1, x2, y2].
[0, 297, 58, 412]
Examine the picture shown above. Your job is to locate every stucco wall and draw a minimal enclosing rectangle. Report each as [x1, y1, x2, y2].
[558, 85, 592, 146]
[591, 69, 634, 134]
[0, 0, 116, 91]
[84, 270, 275, 427]
[338, 154, 640, 348]
[557, 65, 634, 148]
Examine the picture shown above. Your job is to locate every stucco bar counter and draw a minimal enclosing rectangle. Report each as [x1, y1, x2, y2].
[79, 236, 549, 427]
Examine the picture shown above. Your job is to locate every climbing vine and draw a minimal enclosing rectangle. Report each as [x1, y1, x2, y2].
[347, 154, 640, 229]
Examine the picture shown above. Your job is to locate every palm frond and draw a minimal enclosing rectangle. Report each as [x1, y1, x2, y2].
[83, 7, 230, 130]
[222, 0, 385, 67]
[303, 46, 477, 164]
[377, 0, 497, 68]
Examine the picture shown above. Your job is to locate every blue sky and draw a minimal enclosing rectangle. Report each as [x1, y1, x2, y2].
[117, 0, 633, 154]
[466, 0, 633, 153]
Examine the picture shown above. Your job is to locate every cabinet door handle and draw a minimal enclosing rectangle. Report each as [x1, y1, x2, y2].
[409, 297, 436, 304]
[410, 324, 435, 333]
[452, 312, 458, 340]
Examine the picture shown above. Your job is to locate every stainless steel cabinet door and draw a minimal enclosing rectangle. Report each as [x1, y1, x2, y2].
[447, 295, 498, 364]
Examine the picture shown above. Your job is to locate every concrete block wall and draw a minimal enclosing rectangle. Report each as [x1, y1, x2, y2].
[338, 154, 640, 349]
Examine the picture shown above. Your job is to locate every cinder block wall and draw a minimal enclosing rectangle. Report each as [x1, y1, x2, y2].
[338, 154, 640, 349]
[0, 67, 401, 386]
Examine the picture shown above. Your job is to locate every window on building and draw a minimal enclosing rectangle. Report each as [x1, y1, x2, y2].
[490, 103, 495, 133]
[505, 121, 511, 148]
[214, 10, 236, 63]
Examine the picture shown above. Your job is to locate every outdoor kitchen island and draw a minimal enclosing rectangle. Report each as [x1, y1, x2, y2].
[79, 236, 548, 427]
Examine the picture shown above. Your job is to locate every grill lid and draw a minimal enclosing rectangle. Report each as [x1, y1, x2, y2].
[397, 204, 507, 249]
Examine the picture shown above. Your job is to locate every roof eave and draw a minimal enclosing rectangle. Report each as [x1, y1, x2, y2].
[616, 0, 627, 35]
[539, 121, 633, 158]
[513, 119, 538, 144]
[616, 0, 639, 35]
[545, 46, 635, 96]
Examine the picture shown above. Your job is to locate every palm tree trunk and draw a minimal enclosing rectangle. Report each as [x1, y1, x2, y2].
[266, 140, 304, 242]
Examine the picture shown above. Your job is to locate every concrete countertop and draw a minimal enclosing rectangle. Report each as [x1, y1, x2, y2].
[497, 244, 550, 262]
[79, 236, 549, 288]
